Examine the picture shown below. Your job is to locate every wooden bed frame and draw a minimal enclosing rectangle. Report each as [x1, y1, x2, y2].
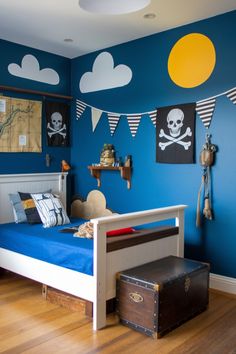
[0, 172, 187, 331]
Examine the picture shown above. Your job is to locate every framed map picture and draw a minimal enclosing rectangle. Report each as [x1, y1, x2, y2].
[0, 96, 42, 152]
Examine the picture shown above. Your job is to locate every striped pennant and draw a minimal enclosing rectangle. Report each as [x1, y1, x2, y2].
[149, 110, 157, 127]
[76, 100, 86, 119]
[107, 113, 120, 136]
[127, 115, 142, 137]
[226, 87, 236, 105]
[196, 98, 216, 129]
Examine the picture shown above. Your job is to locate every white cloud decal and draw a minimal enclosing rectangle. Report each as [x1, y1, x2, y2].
[79, 51, 132, 93]
[8, 54, 60, 85]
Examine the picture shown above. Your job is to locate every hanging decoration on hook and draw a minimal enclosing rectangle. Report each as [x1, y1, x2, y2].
[196, 134, 217, 227]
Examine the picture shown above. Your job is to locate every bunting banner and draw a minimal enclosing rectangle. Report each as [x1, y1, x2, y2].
[196, 98, 216, 129]
[127, 115, 142, 137]
[75, 86, 236, 137]
[107, 113, 120, 136]
[149, 110, 157, 127]
[91, 108, 102, 132]
[76, 100, 86, 119]
[226, 87, 236, 104]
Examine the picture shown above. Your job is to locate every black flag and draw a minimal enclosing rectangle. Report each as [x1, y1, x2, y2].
[45, 101, 69, 147]
[156, 103, 196, 164]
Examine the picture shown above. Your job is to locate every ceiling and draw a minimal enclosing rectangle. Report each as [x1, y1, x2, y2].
[0, 0, 235, 59]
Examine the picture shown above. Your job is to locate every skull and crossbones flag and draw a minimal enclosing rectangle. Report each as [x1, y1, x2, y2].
[45, 101, 69, 147]
[156, 103, 196, 164]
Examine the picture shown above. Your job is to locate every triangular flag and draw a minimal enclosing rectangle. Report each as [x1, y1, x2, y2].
[196, 98, 216, 129]
[226, 87, 236, 104]
[76, 100, 86, 119]
[91, 107, 102, 132]
[127, 115, 141, 137]
[107, 113, 120, 136]
[149, 110, 157, 127]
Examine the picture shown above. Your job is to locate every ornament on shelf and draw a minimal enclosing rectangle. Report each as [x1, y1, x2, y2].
[100, 144, 115, 166]
[61, 160, 71, 172]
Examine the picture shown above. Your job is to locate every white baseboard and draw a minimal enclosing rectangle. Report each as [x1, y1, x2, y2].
[210, 273, 236, 295]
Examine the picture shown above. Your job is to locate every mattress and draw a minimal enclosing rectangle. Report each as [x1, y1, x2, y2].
[0, 219, 94, 275]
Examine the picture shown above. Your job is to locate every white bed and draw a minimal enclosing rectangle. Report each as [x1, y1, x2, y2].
[0, 172, 187, 330]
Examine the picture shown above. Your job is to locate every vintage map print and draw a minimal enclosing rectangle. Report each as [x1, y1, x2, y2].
[0, 96, 42, 152]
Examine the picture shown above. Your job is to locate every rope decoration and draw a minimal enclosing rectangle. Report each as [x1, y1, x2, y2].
[196, 134, 217, 227]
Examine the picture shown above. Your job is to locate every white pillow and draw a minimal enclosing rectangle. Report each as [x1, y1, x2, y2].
[31, 193, 70, 228]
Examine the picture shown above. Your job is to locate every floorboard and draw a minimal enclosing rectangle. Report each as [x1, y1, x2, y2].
[0, 272, 235, 354]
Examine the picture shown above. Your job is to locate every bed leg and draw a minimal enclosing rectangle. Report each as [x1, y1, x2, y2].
[176, 209, 185, 257]
[92, 223, 107, 330]
[93, 298, 106, 330]
[42, 284, 48, 299]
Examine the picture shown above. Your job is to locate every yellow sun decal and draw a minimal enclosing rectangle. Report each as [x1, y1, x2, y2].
[168, 33, 216, 88]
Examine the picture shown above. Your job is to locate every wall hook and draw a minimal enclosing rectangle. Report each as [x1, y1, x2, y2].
[45, 153, 51, 167]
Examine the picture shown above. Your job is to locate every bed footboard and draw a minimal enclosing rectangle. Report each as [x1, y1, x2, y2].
[91, 204, 186, 330]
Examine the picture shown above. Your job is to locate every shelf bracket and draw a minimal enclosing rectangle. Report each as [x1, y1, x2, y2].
[120, 167, 131, 189]
[88, 166, 131, 189]
[89, 168, 101, 187]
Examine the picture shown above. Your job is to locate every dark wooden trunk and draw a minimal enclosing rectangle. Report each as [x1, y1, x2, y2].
[116, 256, 210, 338]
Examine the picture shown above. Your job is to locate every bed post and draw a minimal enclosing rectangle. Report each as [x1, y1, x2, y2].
[175, 208, 185, 257]
[92, 222, 107, 330]
[58, 172, 68, 208]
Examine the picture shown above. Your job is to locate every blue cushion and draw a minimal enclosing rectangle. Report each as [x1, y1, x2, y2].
[9, 193, 27, 223]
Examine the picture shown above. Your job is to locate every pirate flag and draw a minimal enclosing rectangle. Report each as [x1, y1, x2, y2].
[45, 101, 69, 147]
[156, 103, 196, 164]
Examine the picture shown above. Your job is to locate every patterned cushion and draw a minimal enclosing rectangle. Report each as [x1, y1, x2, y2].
[8, 193, 27, 223]
[18, 189, 52, 224]
[31, 193, 70, 227]
[18, 192, 42, 224]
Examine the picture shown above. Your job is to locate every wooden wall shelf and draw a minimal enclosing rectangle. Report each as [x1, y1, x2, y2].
[0, 85, 73, 100]
[88, 166, 131, 189]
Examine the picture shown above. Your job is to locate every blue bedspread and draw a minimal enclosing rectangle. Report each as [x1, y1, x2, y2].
[0, 219, 94, 275]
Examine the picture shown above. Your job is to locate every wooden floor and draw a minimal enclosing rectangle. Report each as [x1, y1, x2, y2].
[0, 272, 236, 354]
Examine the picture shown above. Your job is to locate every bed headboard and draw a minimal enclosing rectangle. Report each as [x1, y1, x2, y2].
[0, 172, 67, 224]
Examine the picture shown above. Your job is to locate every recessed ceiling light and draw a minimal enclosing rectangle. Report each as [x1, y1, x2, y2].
[64, 38, 73, 43]
[79, 0, 151, 15]
[143, 13, 156, 19]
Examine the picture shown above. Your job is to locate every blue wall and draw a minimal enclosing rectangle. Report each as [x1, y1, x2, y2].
[0, 39, 71, 174]
[1, 11, 235, 279]
[71, 11, 236, 278]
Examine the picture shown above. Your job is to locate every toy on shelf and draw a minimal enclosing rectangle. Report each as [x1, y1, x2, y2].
[100, 144, 115, 167]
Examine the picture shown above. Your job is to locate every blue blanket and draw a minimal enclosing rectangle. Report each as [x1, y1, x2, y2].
[0, 219, 94, 275]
